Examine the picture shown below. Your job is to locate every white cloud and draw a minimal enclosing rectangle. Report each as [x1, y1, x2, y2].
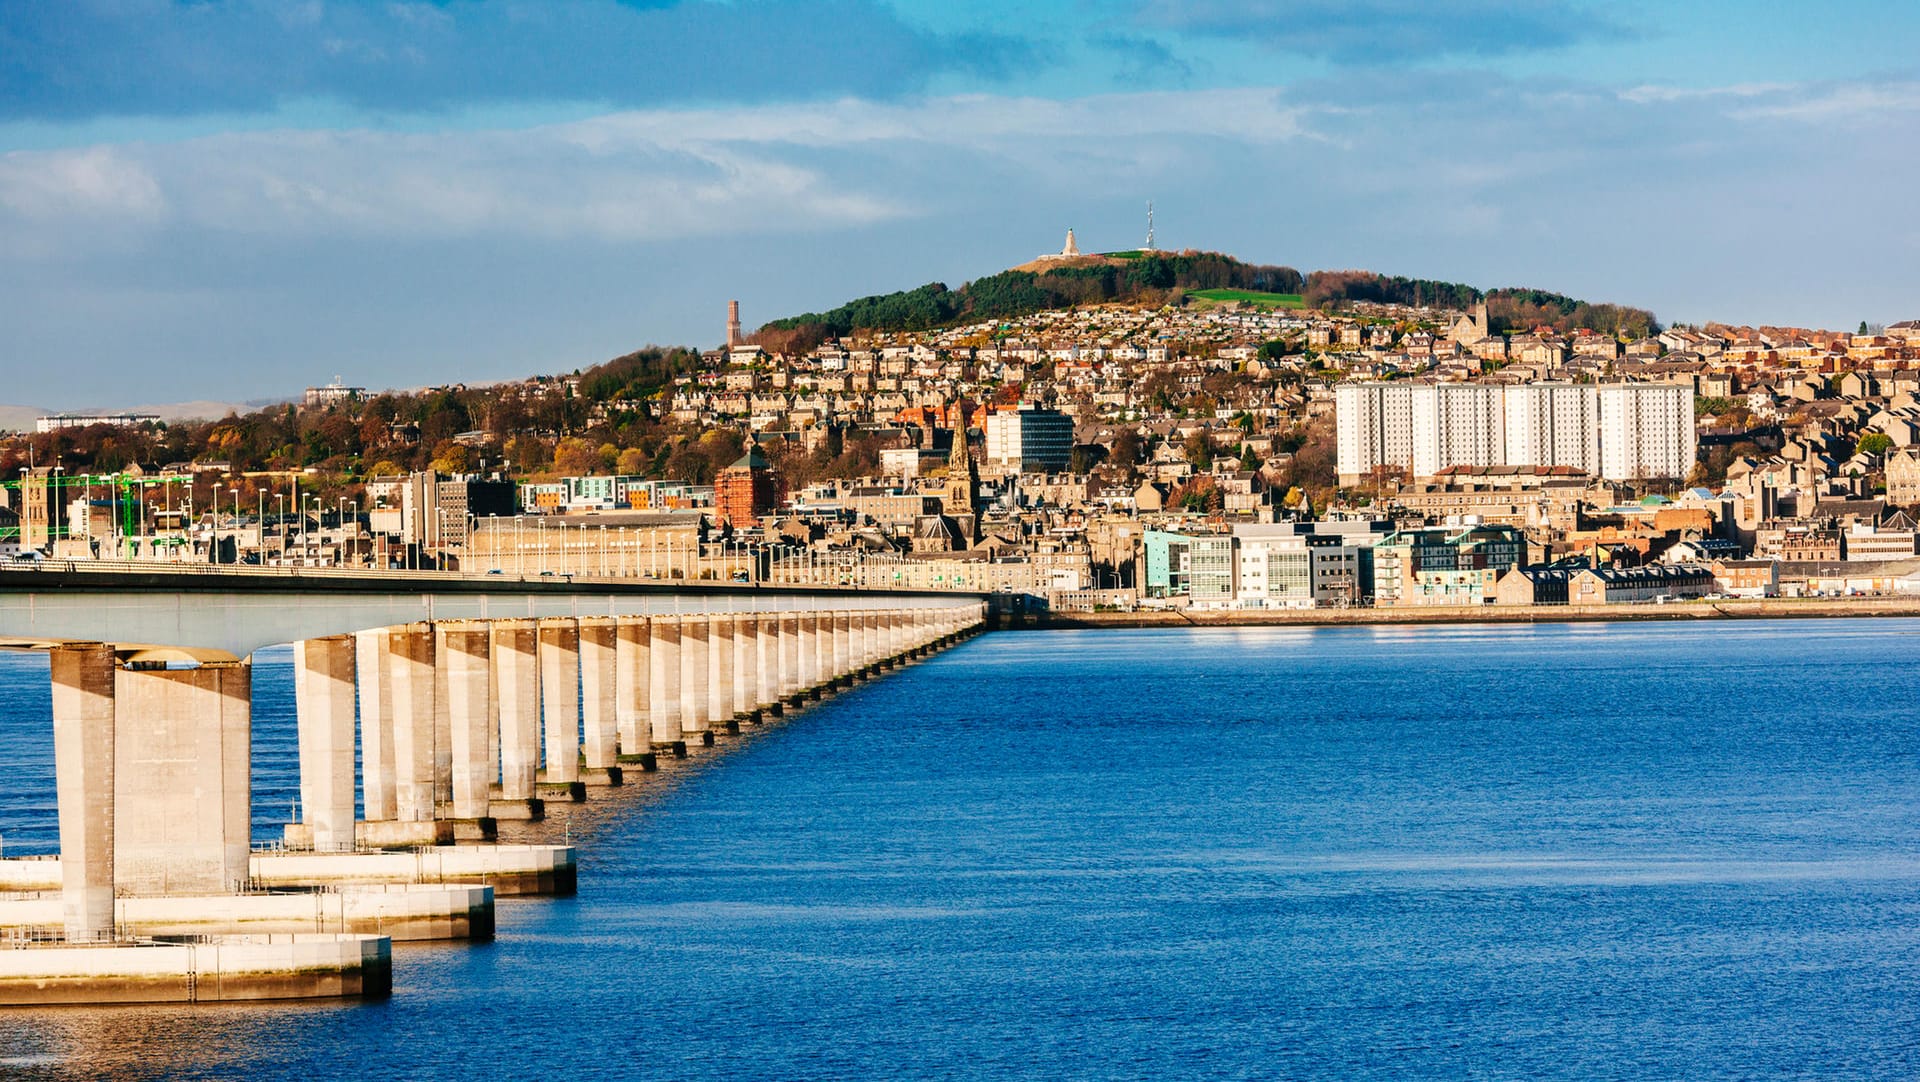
[0, 145, 167, 221]
[1731, 82, 1920, 122]
[1618, 82, 1792, 105]
[0, 90, 1321, 249]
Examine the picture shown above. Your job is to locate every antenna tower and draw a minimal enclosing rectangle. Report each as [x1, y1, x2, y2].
[1145, 201, 1155, 251]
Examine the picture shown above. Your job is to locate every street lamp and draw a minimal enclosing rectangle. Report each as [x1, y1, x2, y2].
[227, 486, 240, 565]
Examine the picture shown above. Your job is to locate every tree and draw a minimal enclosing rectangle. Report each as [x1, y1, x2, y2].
[1183, 430, 1213, 471]
[1108, 430, 1141, 483]
[1857, 433, 1893, 457]
[429, 442, 473, 475]
[616, 447, 648, 475]
[553, 437, 600, 476]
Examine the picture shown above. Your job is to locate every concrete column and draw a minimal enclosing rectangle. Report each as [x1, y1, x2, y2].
[294, 635, 357, 852]
[777, 612, 798, 697]
[615, 616, 650, 755]
[50, 643, 115, 942]
[810, 612, 830, 686]
[855, 611, 873, 668]
[830, 611, 850, 678]
[493, 621, 540, 801]
[708, 613, 734, 726]
[680, 613, 710, 734]
[579, 618, 619, 771]
[439, 624, 494, 821]
[354, 630, 396, 821]
[538, 620, 581, 784]
[757, 614, 781, 707]
[797, 613, 818, 689]
[648, 615, 681, 745]
[733, 612, 757, 712]
[115, 661, 250, 895]
[387, 627, 436, 823]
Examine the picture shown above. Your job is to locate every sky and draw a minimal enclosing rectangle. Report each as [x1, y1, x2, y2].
[2, 0, 1917, 410]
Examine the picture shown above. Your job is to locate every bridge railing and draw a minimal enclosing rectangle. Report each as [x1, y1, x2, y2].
[0, 557, 990, 597]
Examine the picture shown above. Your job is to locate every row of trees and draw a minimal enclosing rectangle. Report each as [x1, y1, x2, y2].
[1302, 272, 1660, 338]
[760, 252, 1307, 341]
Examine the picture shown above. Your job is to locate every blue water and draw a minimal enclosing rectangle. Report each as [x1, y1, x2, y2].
[4, 620, 1920, 1079]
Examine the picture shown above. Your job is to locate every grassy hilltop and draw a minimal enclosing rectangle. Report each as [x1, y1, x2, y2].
[756, 250, 1659, 347]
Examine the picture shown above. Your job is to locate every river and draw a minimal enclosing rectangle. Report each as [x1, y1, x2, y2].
[3, 620, 1919, 1079]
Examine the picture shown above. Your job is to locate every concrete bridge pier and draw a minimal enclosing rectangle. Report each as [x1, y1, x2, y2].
[885, 609, 906, 660]
[647, 615, 685, 756]
[577, 617, 623, 785]
[732, 611, 759, 723]
[830, 611, 851, 686]
[776, 612, 799, 708]
[708, 613, 736, 734]
[614, 616, 655, 769]
[752, 617, 775, 709]
[353, 630, 398, 822]
[536, 620, 586, 805]
[679, 614, 712, 746]
[116, 659, 252, 896]
[490, 621, 544, 821]
[439, 624, 497, 840]
[858, 611, 878, 673]
[49, 643, 116, 942]
[797, 613, 821, 701]
[293, 635, 358, 853]
[385, 627, 438, 835]
[811, 613, 832, 696]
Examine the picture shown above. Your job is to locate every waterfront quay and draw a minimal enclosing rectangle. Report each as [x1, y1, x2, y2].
[0, 566, 985, 1005]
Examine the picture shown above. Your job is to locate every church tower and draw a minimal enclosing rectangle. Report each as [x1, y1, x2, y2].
[943, 407, 979, 520]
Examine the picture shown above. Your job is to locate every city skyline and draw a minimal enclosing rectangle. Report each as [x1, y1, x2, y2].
[3, 1, 1918, 408]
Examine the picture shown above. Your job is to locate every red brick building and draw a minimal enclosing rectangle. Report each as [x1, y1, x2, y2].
[716, 446, 778, 528]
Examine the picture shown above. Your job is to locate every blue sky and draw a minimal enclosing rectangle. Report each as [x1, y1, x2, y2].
[2, 0, 1917, 409]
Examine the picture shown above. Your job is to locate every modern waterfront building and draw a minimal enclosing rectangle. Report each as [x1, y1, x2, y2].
[1232, 523, 1370, 609]
[1188, 536, 1238, 605]
[1142, 529, 1192, 599]
[984, 405, 1074, 474]
[1335, 382, 1695, 485]
[1372, 524, 1527, 606]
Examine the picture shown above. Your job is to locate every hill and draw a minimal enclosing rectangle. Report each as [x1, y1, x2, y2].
[758, 252, 1660, 344]
[755, 250, 1305, 351]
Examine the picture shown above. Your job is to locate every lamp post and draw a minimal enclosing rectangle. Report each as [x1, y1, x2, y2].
[227, 486, 240, 564]
[275, 494, 286, 565]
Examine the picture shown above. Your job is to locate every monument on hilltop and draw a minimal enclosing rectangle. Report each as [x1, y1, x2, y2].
[1034, 228, 1081, 264]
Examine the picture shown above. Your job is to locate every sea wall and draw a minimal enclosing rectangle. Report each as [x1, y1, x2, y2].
[1030, 597, 1920, 630]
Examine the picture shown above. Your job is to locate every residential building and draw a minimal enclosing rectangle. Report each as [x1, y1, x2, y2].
[1336, 381, 1695, 484]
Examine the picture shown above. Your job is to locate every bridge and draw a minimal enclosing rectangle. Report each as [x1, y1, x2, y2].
[0, 564, 987, 1003]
